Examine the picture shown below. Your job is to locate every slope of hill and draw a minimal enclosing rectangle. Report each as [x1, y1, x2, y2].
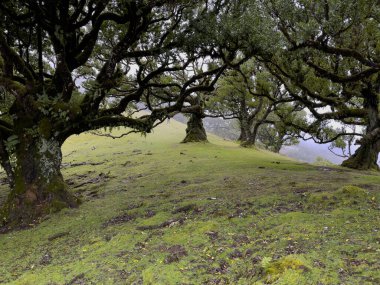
[174, 115, 380, 165]
[0, 120, 379, 285]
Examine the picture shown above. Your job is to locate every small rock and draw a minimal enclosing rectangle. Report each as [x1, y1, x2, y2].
[145, 210, 156, 218]
[40, 252, 52, 265]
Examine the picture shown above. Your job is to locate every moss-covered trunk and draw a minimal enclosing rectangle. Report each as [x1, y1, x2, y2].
[341, 137, 379, 170]
[182, 113, 208, 143]
[238, 122, 250, 143]
[238, 129, 248, 142]
[240, 134, 255, 147]
[240, 122, 258, 148]
[1, 136, 77, 227]
[342, 91, 379, 170]
[238, 98, 251, 145]
[238, 116, 254, 147]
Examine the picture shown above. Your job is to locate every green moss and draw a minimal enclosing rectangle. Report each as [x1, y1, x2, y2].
[0, 120, 379, 284]
[142, 264, 189, 285]
[307, 185, 370, 210]
[307, 192, 337, 209]
[261, 256, 308, 283]
[50, 200, 68, 213]
[38, 118, 52, 138]
[335, 185, 369, 200]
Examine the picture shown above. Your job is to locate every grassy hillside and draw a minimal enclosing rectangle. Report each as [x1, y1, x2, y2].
[0, 120, 379, 285]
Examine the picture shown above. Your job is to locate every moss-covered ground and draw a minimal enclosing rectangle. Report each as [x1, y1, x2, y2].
[0, 120, 379, 284]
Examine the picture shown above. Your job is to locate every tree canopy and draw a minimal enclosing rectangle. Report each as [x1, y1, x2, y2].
[261, 0, 380, 169]
[0, 0, 253, 227]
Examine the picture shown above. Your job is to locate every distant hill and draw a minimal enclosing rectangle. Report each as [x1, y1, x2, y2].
[281, 141, 344, 164]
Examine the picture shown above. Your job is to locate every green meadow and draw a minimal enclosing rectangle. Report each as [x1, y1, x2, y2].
[0, 119, 379, 285]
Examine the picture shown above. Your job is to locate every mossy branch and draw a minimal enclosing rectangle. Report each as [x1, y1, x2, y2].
[0, 31, 36, 85]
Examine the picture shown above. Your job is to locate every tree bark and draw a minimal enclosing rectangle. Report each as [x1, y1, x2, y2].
[238, 126, 249, 142]
[182, 112, 208, 143]
[341, 130, 379, 170]
[0, 138, 15, 188]
[240, 119, 261, 148]
[238, 97, 251, 146]
[238, 120, 251, 144]
[240, 127, 256, 148]
[1, 136, 78, 228]
[238, 113, 255, 147]
[342, 91, 379, 170]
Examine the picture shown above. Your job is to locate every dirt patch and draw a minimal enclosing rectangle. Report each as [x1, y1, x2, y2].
[285, 240, 305, 254]
[122, 174, 145, 184]
[81, 172, 110, 187]
[229, 249, 243, 259]
[67, 172, 110, 190]
[172, 204, 197, 214]
[205, 231, 219, 242]
[232, 234, 250, 244]
[121, 161, 143, 167]
[208, 260, 230, 275]
[66, 273, 88, 285]
[62, 161, 106, 169]
[271, 201, 304, 213]
[162, 245, 188, 264]
[63, 150, 77, 158]
[131, 149, 142, 155]
[102, 213, 136, 228]
[136, 218, 185, 231]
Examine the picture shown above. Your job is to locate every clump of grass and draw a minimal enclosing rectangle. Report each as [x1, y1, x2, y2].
[261, 255, 309, 284]
[335, 185, 369, 200]
[307, 185, 370, 210]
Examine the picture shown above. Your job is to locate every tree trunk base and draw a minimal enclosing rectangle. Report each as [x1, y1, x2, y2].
[240, 140, 256, 148]
[341, 143, 379, 170]
[1, 182, 79, 230]
[0, 172, 80, 230]
[0, 137, 80, 230]
[182, 130, 208, 143]
[182, 114, 208, 143]
[341, 156, 379, 170]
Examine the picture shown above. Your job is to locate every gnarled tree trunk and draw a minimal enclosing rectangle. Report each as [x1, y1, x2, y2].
[341, 130, 380, 170]
[1, 135, 78, 228]
[342, 91, 379, 170]
[182, 112, 208, 143]
[238, 127, 249, 142]
[238, 116, 250, 144]
[240, 121, 260, 148]
[240, 129, 256, 147]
